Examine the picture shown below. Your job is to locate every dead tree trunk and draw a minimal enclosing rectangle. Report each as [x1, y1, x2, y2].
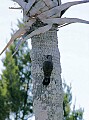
[31, 26, 63, 120]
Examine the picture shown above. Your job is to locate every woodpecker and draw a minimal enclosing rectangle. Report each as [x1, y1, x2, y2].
[42, 55, 53, 86]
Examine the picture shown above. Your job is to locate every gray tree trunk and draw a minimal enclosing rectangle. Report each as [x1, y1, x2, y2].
[31, 26, 63, 120]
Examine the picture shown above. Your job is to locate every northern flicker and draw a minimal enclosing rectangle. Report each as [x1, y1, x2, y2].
[42, 55, 53, 86]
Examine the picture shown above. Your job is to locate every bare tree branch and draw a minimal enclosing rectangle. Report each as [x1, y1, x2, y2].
[12, 0, 27, 9]
[29, 0, 46, 16]
[42, 0, 57, 8]
[57, 0, 61, 6]
[9, 7, 22, 9]
[0, 28, 26, 55]
[42, 17, 89, 25]
[58, 0, 89, 13]
[38, 0, 89, 19]
[25, 0, 36, 12]
[53, 0, 59, 5]
[1, 0, 89, 56]
[23, 24, 52, 41]
[0, 18, 36, 55]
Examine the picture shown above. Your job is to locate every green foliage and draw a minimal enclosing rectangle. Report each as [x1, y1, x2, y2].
[0, 31, 83, 120]
[0, 49, 20, 119]
[0, 90, 10, 120]
[0, 40, 84, 120]
[0, 40, 32, 120]
[0, 41, 84, 120]
[13, 40, 33, 118]
[63, 82, 84, 120]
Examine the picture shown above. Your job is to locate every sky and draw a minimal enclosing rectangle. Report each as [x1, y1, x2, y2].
[0, 0, 89, 120]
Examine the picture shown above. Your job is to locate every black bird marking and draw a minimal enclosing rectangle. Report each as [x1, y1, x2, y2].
[42, 55, 53, 86]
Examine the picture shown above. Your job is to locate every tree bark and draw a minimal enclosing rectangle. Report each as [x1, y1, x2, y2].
[31, 26, 63, 120]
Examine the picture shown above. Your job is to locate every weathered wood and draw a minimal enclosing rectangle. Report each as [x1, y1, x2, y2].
[25, 19, 36, 27]
[30, 0, 46, 16]
[42, 0, 57, 8]
[38, 0, 89, 19]
[25, 0, 36, 12]
[0, 18, 37, 55]
[12, 38, 23, 56]
[53, 0, 59, 5]
[58, 0, 89, 13]
[25, 0, 57, 16]
[31, 28, 63, 120]
[40, 5, 49, 12]
[23, 24, 52, 41]
[12, 0, 27, 9]
[41, 17, 89, 25]
[0, 28, 26, 55]
[1, 0, 89, 56]
[37, 7, 59, 20]
[50, 13, 60, 18]
[57, 0, 61, 5]
[9, 7, 22, 9]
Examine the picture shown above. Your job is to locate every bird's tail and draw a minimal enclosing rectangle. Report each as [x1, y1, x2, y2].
[42, 77, 50, 86]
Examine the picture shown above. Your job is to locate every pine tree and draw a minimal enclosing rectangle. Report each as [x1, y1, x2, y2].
[13, 40, 33, 119]
[0, 39, 32, 119]
[0, 38, 84, 120]
[63, 81, 84, 120]
[0, 47, 20, 119]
